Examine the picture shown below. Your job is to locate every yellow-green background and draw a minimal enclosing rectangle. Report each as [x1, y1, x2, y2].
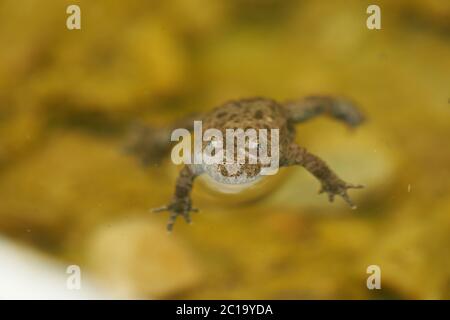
[0, 0, 449, 299]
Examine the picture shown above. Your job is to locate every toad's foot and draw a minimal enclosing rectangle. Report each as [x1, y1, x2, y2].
[319, 180, 364, 209]
[152, 199, 199, 232]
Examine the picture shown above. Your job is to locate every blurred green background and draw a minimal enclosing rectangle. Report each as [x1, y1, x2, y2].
[0, 0, 449, 299]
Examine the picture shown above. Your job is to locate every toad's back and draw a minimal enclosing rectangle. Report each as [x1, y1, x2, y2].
[202, 98, 295, 147]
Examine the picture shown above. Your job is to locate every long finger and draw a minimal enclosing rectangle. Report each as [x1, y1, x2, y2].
[152, 206, 169, 213]
[347, 183, 364, 189]
[341, 192, 357, 209]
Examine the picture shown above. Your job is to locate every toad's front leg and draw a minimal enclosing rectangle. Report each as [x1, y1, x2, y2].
[281, 144, 363, 208]
[153, 165, 203, 231]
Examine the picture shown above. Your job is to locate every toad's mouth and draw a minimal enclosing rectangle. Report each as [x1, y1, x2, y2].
[204, 163, 262, 186]
[199, 171, 264, 194]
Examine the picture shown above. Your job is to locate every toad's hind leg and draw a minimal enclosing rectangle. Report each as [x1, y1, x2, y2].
[124, 113, 201, 166]
[284, 95, 365, 127]
[281, 144, 363, 208]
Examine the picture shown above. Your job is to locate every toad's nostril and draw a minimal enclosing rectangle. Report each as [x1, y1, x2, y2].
[219, 164, 228, 177]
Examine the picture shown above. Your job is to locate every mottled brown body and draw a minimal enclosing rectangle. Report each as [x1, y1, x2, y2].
[129, 96, 365, 231]
[202, 98, 292, 182]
